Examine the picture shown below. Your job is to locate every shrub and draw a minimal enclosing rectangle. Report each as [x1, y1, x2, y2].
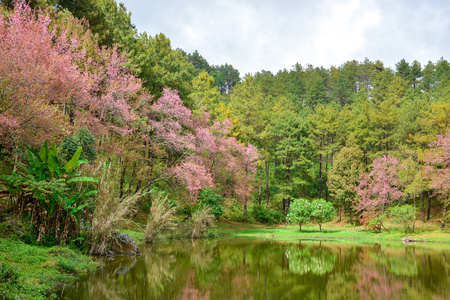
[252, 205, 283, 225]
[196, 188, 224, 220]
[59, 129, 97, 163]
[389, 204, 417, 236]
[222, 198, 246, 222]
[287, 198, 311, 231]
[310, 199, 336, 232]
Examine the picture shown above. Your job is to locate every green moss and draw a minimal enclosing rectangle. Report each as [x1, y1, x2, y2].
[120, 229, 146, 245]
[0, 238, 97, 300]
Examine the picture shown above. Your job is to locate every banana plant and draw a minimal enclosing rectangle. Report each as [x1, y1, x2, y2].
[1, 141, 98, 223]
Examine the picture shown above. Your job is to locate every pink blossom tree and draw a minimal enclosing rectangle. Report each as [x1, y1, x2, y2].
[0, 3, 84, 148]
[356, 155, 403, 230]
[148, 88, 194, 152]
[149, 93, 259, 212]
[0, 3, 141, 151]
[424, 133, 450, 228]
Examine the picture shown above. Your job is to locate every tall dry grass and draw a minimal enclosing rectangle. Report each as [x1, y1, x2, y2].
[90, 161, 142, 255]
[190, 207, 216, 239]
[145, 193, 176, 243]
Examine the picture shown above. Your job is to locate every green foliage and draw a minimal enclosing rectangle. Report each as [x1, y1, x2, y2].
[328, 145, 364, 218]
[222, 198, 247, 222]
[287, 198, 311, 231]
[0, 263, 19, 284]
[0, 141, 98, 244]
[196, 188, 224, 220]
[59, 129, 97, 163]
[389, 205, 417, 235]
[309, 199, 336, 232]
[367, 214, 388, 232]
[252, 205, 283, 225]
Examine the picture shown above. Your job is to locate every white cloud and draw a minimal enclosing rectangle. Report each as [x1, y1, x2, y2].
[120, 0, 450, 75]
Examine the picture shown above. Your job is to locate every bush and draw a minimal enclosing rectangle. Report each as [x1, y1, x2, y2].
[252, 205, 283, 225]
[310, 199, 336, 232]
[389, 204, 417, 236]
[196, 188, 224, 220]
[59, 129, 97, 163]
[287, 198, 311, 231]
[222, 198, 247, 222]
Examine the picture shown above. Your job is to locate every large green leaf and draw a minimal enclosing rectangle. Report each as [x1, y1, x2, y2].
[47, 154, 60, 179]
[80, 190, 99, 199]
[25, 149, 37, 172]
[39, 141, 49, 162]
[67, 176, 99, 184]
[63, 193, 80, 209]
[69, 202, 90, 215]
[47, 142, 61, 178]
[64, 146, 82, 174]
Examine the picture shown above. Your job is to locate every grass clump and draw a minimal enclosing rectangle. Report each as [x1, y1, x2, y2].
[89, 161, 142, 255]
[189, 207, 217, 239]
[145, 192, 176, 243]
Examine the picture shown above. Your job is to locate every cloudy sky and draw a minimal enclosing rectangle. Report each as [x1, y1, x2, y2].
[118, 0, 450, 76]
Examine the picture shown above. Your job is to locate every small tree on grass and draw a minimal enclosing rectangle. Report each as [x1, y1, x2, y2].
[310, 199, 336, 232]
[287, 198, 311, 231]
[389, 205, 417, 236]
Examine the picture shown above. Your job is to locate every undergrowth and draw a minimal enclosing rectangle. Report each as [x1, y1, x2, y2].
[0, 238, 96, 300]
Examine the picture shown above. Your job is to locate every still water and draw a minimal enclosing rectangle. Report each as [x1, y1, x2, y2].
[62, 238, 450, 299]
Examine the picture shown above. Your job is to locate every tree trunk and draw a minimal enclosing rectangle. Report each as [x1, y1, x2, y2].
[266, 160, 270, 208]
[319, 153, 322, 199]
[427, 191, 431, 221]
[282, 197, 291, 217]
[274, 156, 277, 177]
[339, 200, 342, 222]
[299, 223, 302, 231]
[441, 205, 447, 229]
[135, 140, 148, 194]
[244, 202, 247, 220]
[325, 152, 328, 202]
[128, 162, 137, 195]
[119, 160, 127, 199]
[258, 166, 262, 206]
[421, 192, 425, 223]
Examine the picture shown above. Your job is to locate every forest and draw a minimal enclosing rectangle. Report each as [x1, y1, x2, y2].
[1, 0, 450, 254]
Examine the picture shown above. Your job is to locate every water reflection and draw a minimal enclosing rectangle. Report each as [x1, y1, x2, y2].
[63, 239, 450, 300]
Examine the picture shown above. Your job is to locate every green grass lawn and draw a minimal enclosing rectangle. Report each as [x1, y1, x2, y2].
[216, 220, 450, 243]
[0, 238, 97, 300]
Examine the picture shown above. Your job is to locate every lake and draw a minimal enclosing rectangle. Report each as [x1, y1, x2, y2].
[62, 238, 450, 299]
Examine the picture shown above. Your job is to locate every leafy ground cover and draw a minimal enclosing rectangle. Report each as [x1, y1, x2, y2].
[0, 238, 97, 300]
